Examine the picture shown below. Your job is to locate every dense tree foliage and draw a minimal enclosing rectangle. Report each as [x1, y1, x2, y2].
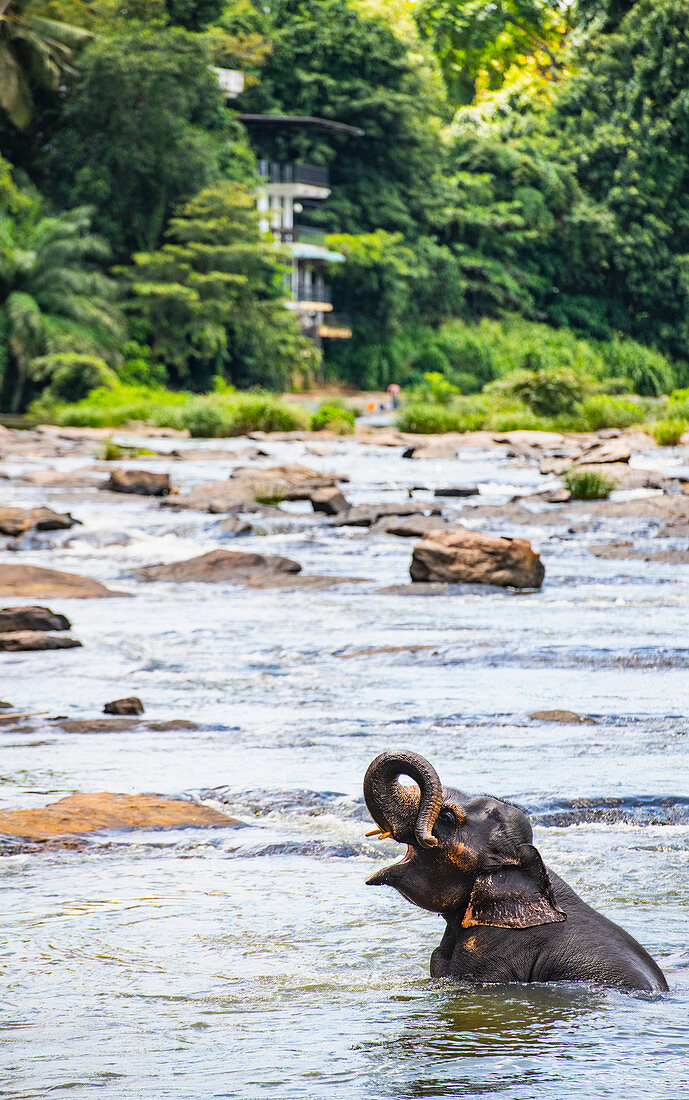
[42, 26, 249, 260]
[2, 0, 689, 410]
[0, 162, 123, 409]
[126, 181, 313, 390]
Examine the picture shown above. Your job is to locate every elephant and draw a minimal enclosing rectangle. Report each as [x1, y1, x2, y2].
[363, 749, 668, 993]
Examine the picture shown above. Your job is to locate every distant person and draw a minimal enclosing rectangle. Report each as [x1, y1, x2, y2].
[387, 383, 401, 410]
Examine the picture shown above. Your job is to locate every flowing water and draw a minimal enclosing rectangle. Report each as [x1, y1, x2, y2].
[1, 435, 688, 1098]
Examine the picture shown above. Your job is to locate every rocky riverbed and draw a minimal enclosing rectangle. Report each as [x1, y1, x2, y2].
[1, 421, 688, 1099]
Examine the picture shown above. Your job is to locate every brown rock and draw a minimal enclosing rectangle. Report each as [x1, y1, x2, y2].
[0, 605, 71, 633]
[229, 463, 344, 486]
[52, 718, 198, 733]
[104, 468, 171, 496]
[163, 464, 344, 513]
[371, 515, 452, 538]
[0, 792, 238, 841]
[0, 506, 80, 537]
[103, 696, 144, 715]
[0, 563, 120, 599]
[220, 516, 253, 536]
[0, 630, 82, 651]
[529, 710, 597, 725]
[308, 487, 350, 515]
[0, 700, 12, 709]
[433, 487, 480, 498]
[14, 467, 109, 489]
[410, 528, 545, 588]
[135, 548, 301, 583]
[333, 502, 441, 527]
[589, 541, 689, 563]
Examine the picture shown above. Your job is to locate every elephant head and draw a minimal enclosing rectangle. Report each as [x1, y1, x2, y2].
[364, 749, 565, 928]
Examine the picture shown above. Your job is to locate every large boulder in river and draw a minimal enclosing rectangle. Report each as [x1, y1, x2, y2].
[0, 562, 120, 598]
[0, 506, 80, 537]
[104, 468, 171, 496]
[0, 792, 238, 841]
[0, 605, 71, 632]
[103, 696, 144, 715]
[410, 528, 545, 588]
[0, 630, 82, 652]
[135, 548, 301, 583]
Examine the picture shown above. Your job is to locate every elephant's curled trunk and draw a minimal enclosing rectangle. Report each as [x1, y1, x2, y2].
[363, 749, 443, 849]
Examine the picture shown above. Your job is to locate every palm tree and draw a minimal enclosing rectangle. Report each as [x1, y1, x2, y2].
[0, 0, 90, 128]
[0, 199, 124, 410]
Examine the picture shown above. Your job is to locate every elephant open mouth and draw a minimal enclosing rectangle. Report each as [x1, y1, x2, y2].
[365, 842, 415, 886]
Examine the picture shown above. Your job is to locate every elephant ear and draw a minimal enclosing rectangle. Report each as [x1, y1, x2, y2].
[461, 844, 566, 929]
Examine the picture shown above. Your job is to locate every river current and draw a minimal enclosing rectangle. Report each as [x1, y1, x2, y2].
[1, 434, 688, 1098]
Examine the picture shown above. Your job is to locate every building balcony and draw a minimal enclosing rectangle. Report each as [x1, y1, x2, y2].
[259, 161, 329, 187]
[274, 224, 328, 248]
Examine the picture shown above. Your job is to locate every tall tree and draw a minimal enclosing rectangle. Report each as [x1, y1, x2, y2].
[126, 181, 313, 390]
[0, 168, 123, 410]
[41, 25, 251, 260]
[0, 0, 90, 127]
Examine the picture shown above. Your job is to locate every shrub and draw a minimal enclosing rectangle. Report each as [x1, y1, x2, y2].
[488, 367, 593, 417]
[407, 345, 451, 377]
[563, 468, 616, 500]
[596, 338, 677, 396]
[310, 401, 355, 433]
[650, 419, 688, 446]
[396, 400, 487, 433]
[32, 354, 116, 404]
[406, 371, 461, 406]
[579, 394, 644, 431]
[667, 388, 689, 420]
[180, 399, 226, 438]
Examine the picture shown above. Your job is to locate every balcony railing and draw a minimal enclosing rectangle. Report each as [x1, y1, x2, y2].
[258, 160, 329, 187]
[274, 224, 328, 248]
[295, 281, 332, 304]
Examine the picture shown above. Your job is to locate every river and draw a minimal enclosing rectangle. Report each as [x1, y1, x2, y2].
[1, 432, 688, 1098]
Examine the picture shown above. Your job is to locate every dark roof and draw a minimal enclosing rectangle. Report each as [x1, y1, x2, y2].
[237, 114, 364, 137]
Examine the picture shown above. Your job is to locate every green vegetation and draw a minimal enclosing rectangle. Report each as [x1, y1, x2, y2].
[563, 469, 617, 500]
[650, 419, 688, 447]
[3, 0, 689, 427]
[31, 382, 308, 434]
[310, 400, 355, 433]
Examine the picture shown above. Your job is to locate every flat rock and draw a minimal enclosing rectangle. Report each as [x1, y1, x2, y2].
[0, 792, 238, 841]
[371, 515, 452, 538]
[135, 548, 301, 583]
[410, 528, 545, 589]
[529, 709, 597, 725]
[332, 502, 442, 527]
[104, 468, 171, 496]
[12, 467, 109, 489]
[103, 696, 144, 715]
[402, 443, 457, 460]
[0, 563, 121, 599]
[53, 718, 198, 733]
[0, 630, 82, 651]
[0, 605, 71, 633]
[163, 464, 345, 513]
[588, 541, 689, 563]
[0, 506, 81, 537]
[334, 644, 437, 658]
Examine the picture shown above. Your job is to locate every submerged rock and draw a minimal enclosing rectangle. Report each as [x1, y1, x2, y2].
[332, 502, 442, 528]
[220, 516, 253, 536]
[104, 468, 171, 496]
[0, 630, 82, 651]
[529, 709, 597, 725]
[410, 528, 545, 588]
[307, 487, 350, 515]
[371, 515, 452, 538]
[103, 696, 144, 715]
[0, 563, 121, 599]
[135, 548, 301, 583]
[52, 717, 198, 733]
[0, 792, 238, 841]
[0, 506, 80, 537]
[0, 605, 71, 633]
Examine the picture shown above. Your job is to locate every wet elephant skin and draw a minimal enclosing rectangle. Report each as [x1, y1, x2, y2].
[364, 750, 668, 993]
